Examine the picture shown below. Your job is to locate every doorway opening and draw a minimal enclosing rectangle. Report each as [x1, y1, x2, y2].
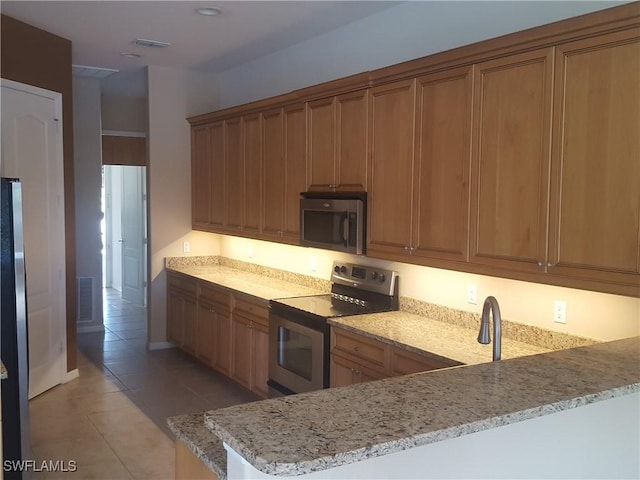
[101, 165, 148, 310]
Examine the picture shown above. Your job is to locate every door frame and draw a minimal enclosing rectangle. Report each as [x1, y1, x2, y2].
[1, 78, 72, 389]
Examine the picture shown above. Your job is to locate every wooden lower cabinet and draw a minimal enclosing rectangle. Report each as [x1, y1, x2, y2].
[166, 272, 198, 350]
[175, 440, 219, 480]
[231, 296, 270, 398]
[330, 327, 458, 388]
[168, 275, 270, 399]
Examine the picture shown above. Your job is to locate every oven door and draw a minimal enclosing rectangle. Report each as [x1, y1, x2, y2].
[268, 311, 326, 396]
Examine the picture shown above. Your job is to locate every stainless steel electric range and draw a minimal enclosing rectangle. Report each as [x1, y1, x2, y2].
[267, 261, 399, 397]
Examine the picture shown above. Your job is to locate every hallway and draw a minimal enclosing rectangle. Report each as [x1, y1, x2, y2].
[29, 289, 259, 479]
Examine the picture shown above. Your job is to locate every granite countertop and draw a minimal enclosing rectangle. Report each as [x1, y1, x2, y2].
[204, 337, 639, 477]
[167, 264, 324, 301]
[168, 413, 228, 480]
[1, 361, 7, 380]
[329, 311, 550, 365]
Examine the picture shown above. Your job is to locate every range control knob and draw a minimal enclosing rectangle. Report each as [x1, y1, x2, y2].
[378, 273, 386, 283]
[340, 265, 347, 274]
[371, 271, 378, 280]
[334, 265, 341, 273]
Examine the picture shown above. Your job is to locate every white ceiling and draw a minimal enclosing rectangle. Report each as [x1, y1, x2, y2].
[1, 1, 401, 97]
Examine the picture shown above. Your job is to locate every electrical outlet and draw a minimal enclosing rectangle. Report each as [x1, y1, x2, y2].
[182, 241, 190, 253]
[554, 300, 567, 324]
[467, 285, 478, 305]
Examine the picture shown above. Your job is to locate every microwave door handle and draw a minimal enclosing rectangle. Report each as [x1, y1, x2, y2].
[343, 215, 349, 247]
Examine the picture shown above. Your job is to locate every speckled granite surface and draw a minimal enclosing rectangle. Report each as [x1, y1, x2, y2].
[329, 311, 550, 366]
[166, 260, 325, 301]
[204, 337, 639, 477]
[400, 297, 597, 350]
[168, 413, 227, 480]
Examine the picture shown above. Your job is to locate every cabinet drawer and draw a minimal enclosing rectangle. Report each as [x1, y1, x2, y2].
[200, 283, 231, 310]
[234, 296, 269, 327]
[331, 328, 387, 369]
[168, 272, 197, 296]
[390, 347, 460, 376]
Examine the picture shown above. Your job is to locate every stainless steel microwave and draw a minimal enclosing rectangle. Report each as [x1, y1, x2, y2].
[299, 192, 366, 255]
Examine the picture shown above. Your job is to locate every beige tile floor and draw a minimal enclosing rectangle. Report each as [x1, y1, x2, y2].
[29, 289, 259, 479]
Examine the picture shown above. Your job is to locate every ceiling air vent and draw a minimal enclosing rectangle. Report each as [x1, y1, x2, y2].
[135, 38, 171, 48]
[72, 65, 119, 79]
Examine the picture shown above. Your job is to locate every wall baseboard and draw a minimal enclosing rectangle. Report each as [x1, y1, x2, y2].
[77, 324, 105, 334]
[64, 368, 79, 383]
[148, 341, 175, 351]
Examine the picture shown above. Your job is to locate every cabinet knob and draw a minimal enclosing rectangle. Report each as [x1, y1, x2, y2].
[537, 261, 543, 267]
[353, 346, 359, 352]
[547, 262, 554, 268]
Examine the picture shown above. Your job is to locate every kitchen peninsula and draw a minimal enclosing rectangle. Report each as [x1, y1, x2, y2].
[171, 337, 639, 479]
[166, 257, 639, 479]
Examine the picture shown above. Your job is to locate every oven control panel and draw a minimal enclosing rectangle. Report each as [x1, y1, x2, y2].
[331, 261, 398, 296]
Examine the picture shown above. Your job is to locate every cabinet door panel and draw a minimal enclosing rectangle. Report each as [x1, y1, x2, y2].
[231, 316, 252, 389]
[330, 354, 358, 388]
[226, 118, 243, 231]
[215, 313, 232, 376]
[167, 290, 184, 346]
[243, 114, 262, 235]
[283, 103, 307, 242]
[470, 49, 553, 271]
[209, 122, 226, 229]
[414, 67, 473, 262]
[196, 302, 215, 365]
[368, 79, 416, 254]
[308, 98, 336, 189]
[252, 322, 269, 398]
[182, 296, 197, 355]
[336, 90, 368, 190]
[262, 109, 285, 238]
[549, 31, 640, 291]
[192, 126, 211, 228]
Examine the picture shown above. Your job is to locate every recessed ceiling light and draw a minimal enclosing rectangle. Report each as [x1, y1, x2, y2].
[196, 7, 222, 16]
[121, 52, 141, 58]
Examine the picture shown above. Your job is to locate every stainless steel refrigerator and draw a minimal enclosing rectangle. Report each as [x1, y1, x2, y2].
[1, 177, 31, 479]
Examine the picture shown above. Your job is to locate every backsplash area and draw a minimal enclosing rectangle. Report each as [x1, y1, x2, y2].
[166, 255, 596, 351]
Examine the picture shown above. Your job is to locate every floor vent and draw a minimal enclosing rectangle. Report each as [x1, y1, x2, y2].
[77, 277, 94, 322]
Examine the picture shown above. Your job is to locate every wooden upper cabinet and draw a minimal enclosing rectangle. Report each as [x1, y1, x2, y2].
[412, 66, 473, 263]
[225, 118, 243, 232]
[262, 108, 285, 239]
[192, 126, 211, 228]
[307, 97, 336, 189]
[209, 121, 226, 230]
[282, 103, 307, 242]
[335, 90, 368, 191]
[307, 91, 368, 191]
[243, 113, 262, 236]
[469, 48, 554, 273]
[548, 30, 640, 294]
[367, 79, 417, 257]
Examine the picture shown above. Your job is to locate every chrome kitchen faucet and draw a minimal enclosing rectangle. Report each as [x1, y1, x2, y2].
[477, 296, 502, 361]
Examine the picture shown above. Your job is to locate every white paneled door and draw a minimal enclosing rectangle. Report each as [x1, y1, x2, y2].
[120, 166, 146, 307]
[1, 79, 67, 398]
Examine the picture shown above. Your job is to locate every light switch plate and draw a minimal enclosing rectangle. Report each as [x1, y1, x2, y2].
[467, 285, 478, 305]
[183, 241, 190, 253]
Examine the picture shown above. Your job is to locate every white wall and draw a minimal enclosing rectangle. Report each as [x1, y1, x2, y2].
[146, 65, 221, 345]
[219, 237, 639, 341]
[72, 76, 104, 331]
[101, 94, 146, 132]
[217, 1, 623, 107]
